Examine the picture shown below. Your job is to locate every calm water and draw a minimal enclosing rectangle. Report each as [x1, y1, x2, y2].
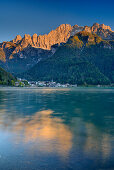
[0, 87, 114, 170]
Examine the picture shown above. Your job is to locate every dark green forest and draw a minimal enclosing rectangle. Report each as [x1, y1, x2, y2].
[23, 31, 114, 85]
[0, 67, 16, 85]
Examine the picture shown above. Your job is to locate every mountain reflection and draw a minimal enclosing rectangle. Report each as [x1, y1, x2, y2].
[0, 109, 72, 158]
[0, 88, 113, 163]
[0, 108, 112, 161]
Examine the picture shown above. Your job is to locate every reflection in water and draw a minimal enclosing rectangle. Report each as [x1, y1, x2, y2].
[84, 123, 111, 159]
[0, 109, 72, 158]
[0, 108, 112, 161]
[0, 87, 114, 169]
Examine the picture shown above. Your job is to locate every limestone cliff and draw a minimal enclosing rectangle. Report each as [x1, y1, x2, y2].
[82, 23, 114, 40]
[20, 24, 72, 50]
[0, 23, 113, 73]
[11, 23, 114, 51]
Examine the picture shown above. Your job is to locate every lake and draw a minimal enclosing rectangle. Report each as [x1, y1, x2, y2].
[0, 87, 114, 170]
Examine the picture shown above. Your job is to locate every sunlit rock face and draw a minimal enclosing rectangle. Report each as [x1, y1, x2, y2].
[32, 33, 38, 47]
[19, 24, 72, 50]
[20, 34, 33, 48]
[14, 23, 113, 50]
[0, 24, 73, 73]
[0, 23, 113, 73]
[1, 23, 113, 57]
[12, 35, 22, 44]
[0, 23, 113, 57]
[82, 23, 114, 40]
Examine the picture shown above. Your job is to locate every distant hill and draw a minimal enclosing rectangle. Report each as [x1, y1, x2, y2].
[23, 31, 114, 85]
[0, 67, 16, 85]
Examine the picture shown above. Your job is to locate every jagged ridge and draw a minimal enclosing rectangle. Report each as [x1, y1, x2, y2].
[0, 23, 113, 74]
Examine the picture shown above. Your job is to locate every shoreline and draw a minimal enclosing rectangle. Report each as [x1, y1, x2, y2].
[0, 86, 114, 90]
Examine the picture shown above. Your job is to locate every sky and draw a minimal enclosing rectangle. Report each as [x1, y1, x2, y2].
[0, 0, 114, 42]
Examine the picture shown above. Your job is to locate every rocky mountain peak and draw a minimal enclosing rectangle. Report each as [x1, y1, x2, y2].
[92, 23, 112, 31]
[19, 24, 72, 50]
[19, 34, 33, 48]
[81, 23, 113, 40]
[10, 24, 72, 50]
[93, 23, 99, 26]
[13, 35, 22, 43]
[0, 22, 114, 76]
[32, 33, 38, 39]
[99, 24, 111, 31]
[24, 34, 32, 40]
[10, 23, 113, 51]
[0, 22, 113, 66]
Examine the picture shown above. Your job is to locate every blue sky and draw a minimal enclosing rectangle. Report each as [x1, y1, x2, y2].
[0, 0, 114, 42]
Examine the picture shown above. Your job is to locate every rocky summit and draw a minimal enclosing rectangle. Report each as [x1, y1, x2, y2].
[9, 23, 114, 50]
[0, 23, 113, 74]
[11, 24, 72, 50]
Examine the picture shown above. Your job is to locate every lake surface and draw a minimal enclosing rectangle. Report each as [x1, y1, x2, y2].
[0, 87, 114, 170]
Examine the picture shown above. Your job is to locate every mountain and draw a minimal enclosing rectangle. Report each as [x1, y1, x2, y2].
[0, 24, 72, 73]
[23, 31, 114, 85]
[76, 23, 114, 40]
[0, 23, 113, 74]
[0, 67, 16, 85]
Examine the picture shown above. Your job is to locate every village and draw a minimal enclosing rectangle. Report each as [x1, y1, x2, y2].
[15, 78, 78, 87]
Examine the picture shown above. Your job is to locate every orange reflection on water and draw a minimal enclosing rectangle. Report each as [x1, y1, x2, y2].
[0, 108, 112, 160]
[2, 110, 72, 158]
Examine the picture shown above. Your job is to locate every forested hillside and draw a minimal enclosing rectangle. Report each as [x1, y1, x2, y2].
[0, 67, 16, 85]
[23, 31, 114, 85]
